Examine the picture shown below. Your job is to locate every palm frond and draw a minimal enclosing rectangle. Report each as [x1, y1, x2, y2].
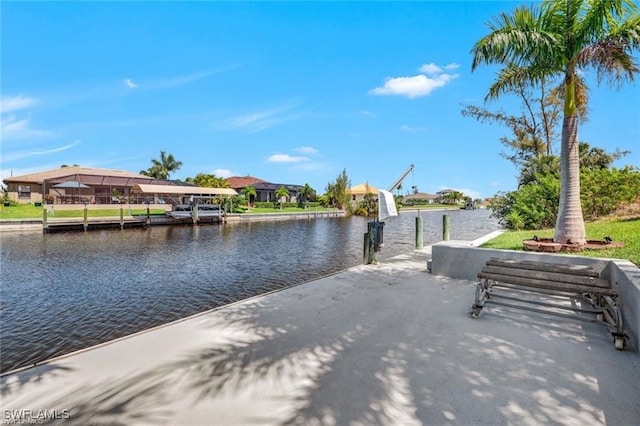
[472, 5, 559, 70]
[577, 37, 640, 86]
[486, 64, 553, 101]
[614, 13, 640, 51]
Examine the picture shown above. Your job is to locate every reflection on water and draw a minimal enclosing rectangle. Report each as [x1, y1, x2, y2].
[0, 209, 500, 373]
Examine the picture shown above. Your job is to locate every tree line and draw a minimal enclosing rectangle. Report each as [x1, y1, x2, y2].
[139, 150, 355, 211]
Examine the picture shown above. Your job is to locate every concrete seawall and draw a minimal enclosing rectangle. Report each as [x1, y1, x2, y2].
[0, 210, 346, 233]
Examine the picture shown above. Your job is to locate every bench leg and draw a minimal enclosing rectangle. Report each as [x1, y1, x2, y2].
[595, 294, 626, 350]
[469, 279, 491, 318]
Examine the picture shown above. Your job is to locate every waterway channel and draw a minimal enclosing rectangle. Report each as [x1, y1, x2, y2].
[0, 209, 501, 373]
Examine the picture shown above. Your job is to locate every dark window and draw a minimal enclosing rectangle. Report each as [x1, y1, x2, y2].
[18, 185, 31, 199]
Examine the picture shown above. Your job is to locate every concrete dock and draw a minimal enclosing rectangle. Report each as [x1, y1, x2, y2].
[1, 248, 639, 425]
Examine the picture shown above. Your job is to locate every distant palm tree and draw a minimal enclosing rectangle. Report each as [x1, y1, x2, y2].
[185, 173, 230, 188]
[298, 183, 315, 208]
[275, 186, 289, 210]
[141, 150, 183, 180]
[242, 186, 257, 207]
[472, 0, 640, 245]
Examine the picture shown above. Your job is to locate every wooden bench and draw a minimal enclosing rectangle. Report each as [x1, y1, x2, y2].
[469, 257, 627, 350]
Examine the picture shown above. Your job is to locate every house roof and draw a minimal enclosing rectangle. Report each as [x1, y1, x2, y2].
[132, 184, 238, 196]
[405, 192, 437, 200]
[253, 182, 303, 191]
[3, 166, 154, 185]
[225, 176, 266, 189]
[436, 189, 456, 195]
[347, 183, 379, 195]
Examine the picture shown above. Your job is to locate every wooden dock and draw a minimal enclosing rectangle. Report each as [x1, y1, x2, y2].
[43, 217, 149, 233]
[0, 209, 346, 233]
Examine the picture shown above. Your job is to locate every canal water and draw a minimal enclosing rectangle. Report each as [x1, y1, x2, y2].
[0, 209, 500, 373]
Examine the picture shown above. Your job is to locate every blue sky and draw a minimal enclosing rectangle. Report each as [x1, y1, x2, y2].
[2, 1, 639, 199]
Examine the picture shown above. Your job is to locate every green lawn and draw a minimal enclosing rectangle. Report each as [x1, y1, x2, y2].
[243, 207, 338, 214]
[1, 204, 50, 219]
[400, 204, 462, 210]
[0, 204, 166, 219]
[481, 218, 640, 266]
[0, 203, 337, 219]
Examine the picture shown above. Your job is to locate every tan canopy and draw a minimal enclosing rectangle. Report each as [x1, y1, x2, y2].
[131, 184, 238, 196]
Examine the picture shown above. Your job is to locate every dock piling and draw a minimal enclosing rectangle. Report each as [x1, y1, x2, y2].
[415, 216, 423, 249]
[442, 214, 450, 241]
[42, 208, 48, 233]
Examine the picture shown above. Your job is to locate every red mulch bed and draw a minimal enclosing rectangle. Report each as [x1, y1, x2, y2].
[523, 237, 624, 253]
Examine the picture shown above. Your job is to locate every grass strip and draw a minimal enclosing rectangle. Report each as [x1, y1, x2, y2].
[481, 218, 639, 266]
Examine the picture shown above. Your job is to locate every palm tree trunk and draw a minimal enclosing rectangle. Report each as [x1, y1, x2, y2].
[554, 113, 586, 245]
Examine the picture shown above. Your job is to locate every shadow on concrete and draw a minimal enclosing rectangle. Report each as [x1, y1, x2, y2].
[3, 255, 639, 425]
[0, 364, 74, 398]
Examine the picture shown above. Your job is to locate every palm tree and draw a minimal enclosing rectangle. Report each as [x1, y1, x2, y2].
[298, 183, 315, 208]
[242, 186, 257, 208]
[472, 0, 640, 245]
[185, 173, 230, 188]
[275, 186, 289, 210]
[142, 150, 183, 180]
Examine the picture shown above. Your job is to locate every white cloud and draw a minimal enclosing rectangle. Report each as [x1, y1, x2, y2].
[1, 115, 52, 140]
[0, 95, 52, 140]
[370, 74, 457, 98]
[419, 63, 443, 75]
[361, 110, 376, 117]
[221, 102, 300, 133]
[213, 168, 234, 178]
[370, 61, 460, 99]
[119, 66, 238, 93]
[124, 78, 138, 89]
[1, 140, 81, 162]
[400, 124, 427, 132]
[0, 95, 39, 114]
[227, 110, 280, 132]
[419, 62, 460, 75]
[294, 146, 319, 155]
[147, 66, 239, 90]
[267, 154, 309, 163]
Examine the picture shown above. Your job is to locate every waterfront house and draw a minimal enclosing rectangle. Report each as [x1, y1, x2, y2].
[347, 183, 380, 205]
[436, 188, 459, 204]
[226, 175, 304, 203]
[2, 166, 169, 205]
[404, 192, 438, 205]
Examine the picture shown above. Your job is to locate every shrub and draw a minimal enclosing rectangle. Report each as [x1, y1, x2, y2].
[490, 167, 640, 230]
[581, 166, 640, 220]
[489, 175, 559, 230]
[1, 195, 18, 206]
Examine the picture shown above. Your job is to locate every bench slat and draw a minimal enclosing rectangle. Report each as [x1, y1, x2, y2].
[480, 265, 611, 288]
[477, 272, 618, 296]
[486, 258, 599, 278]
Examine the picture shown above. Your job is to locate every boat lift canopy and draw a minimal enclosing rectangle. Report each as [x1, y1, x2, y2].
[131, 184, 238, 197]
